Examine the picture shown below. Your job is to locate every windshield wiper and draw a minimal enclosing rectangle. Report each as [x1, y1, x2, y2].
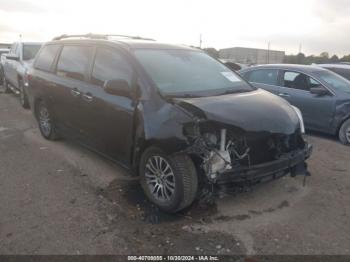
[166, 93, 200, 98]
[218, 89, 249, 95]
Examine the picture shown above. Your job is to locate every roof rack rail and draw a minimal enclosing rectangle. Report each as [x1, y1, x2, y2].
[52, 33, 155, 41]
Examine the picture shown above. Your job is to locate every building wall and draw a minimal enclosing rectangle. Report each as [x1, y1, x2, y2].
[219, 47, 285, 65]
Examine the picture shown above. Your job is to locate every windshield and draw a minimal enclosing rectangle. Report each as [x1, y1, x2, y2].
[23, 44, 41, 60]
[134, 49, 253, 97]
[315, 70, 350, 93]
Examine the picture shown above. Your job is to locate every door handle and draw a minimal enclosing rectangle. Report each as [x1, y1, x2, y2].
[82, 93, 93, 102]
[278, 93, 290, 98]
[71, 88, 81, 97]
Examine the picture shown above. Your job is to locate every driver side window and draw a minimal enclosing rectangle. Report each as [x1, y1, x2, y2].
[91, 48, 133, 88]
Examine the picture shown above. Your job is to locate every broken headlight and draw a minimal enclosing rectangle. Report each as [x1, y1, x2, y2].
[291, 106, 305, 134]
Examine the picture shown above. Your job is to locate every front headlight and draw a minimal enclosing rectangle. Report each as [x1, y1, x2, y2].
[291, 106, 305, 134]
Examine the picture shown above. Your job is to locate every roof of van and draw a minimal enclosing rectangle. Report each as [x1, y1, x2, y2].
[48, 38, 198, 51]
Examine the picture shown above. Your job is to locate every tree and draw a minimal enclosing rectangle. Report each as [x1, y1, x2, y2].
[341, 55, 350, 62]
[203, 48, 219, 59]
[296, 53, 306, 64]
[330, 55, 339, 62]
[320, 52, 329, 59]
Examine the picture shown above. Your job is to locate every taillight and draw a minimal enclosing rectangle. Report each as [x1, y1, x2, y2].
[24, 71, 31, 87]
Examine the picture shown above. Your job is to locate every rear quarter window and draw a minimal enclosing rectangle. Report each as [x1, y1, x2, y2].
[35, 45, 61, 72]
[247, 69, 278, 85]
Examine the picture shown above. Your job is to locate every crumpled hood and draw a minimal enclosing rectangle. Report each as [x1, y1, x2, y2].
[174, 89, 300, 134]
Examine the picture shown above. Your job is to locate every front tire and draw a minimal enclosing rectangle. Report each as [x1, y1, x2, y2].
[139, 147, 198, 213]
[36, 101, 60, 140]
[339, 119, 350, 145]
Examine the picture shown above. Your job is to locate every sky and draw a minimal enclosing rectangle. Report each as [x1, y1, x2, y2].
[0, 0, 349, 56]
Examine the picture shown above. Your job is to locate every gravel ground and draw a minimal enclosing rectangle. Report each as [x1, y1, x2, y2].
[0, 89, 349, 255]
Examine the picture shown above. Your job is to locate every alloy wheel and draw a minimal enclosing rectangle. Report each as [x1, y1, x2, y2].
[145, 156, 176, 202]
[39, 105, 51, 137]
[346, 126, 350, 143]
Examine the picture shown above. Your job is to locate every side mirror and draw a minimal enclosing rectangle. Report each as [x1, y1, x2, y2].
[6, 54, 19, 61]
[104, 79, 131, 97]
[310, 87, 329, 96]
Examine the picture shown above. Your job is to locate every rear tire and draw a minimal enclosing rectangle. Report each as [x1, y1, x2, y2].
[36, 101, 60, 140]
[139, 147, 198, 213]
[19, 80, 30, 109]
[339, 119, 350, 145]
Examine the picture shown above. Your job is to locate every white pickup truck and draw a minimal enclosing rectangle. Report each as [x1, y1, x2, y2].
[1, 42, 42, 108]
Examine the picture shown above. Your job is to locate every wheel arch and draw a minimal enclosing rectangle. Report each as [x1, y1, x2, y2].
[33, 97, 44, 120]
[336, 114, 350, 136]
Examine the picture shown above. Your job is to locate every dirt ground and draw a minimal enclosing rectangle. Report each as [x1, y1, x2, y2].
[0, 90, 349, 255]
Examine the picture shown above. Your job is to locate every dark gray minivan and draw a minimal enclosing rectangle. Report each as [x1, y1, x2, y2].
[26, 35, 312, 212]
[240, 64, 350, 145]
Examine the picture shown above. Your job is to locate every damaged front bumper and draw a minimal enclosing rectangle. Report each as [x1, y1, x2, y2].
[215, 143, 312, 186]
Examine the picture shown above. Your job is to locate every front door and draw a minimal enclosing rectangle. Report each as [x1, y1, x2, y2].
[78, 46, 136, 165]
[278, 70, 335, 132]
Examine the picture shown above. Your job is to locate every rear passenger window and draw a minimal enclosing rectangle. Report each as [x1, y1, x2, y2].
[57, 46, 92, 81]
[35, 45, 61, 72]
[91, 48, 133, 87]
[247, 69, 278, 85]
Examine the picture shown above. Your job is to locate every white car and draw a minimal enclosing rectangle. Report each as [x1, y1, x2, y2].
[2, 42, 42, 108]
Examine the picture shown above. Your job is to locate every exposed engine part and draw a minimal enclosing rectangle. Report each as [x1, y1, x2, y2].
[220, 129, 226, 151]
[186, 127, 250, 182]
[202, 129, 232, 180]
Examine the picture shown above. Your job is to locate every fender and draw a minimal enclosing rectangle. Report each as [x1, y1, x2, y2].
[333, 101, 350, 134]
[131, 99, 196, 172]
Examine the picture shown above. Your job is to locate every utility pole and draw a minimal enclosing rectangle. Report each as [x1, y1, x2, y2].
[199, 34, 202, 49]
[267, 42, 270, 64]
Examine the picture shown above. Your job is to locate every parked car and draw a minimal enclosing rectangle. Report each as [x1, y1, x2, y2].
[239, 64, 350, 145]
[219, 59, 249, 71]
[314, 63, 350, 81]
[2, 42, 42, 108]
[27, 34, 312, 212]
[0, 48, 9, 86]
